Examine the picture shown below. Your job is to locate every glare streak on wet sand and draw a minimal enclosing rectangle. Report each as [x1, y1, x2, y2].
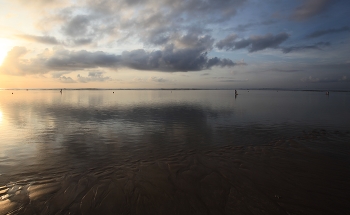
[1, 132, 350, 215]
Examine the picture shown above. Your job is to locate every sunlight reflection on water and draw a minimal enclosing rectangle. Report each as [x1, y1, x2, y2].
[0, 90, 350, 214]
[0, 89, 349, 173]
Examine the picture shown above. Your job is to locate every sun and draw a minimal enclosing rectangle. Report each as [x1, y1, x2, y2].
[0, 53, 7, 65]
[0, 38, 14, 65]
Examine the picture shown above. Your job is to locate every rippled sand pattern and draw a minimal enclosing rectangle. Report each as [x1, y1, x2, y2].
[1, 131, 349, 215]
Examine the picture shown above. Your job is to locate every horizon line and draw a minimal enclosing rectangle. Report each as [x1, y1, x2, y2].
[0, 88, 349, 92]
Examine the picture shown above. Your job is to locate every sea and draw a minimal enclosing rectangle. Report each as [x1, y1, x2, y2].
[0, 89, 349, 214]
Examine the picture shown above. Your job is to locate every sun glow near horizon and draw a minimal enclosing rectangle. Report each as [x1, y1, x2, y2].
[0, 51, 7, 65]
[0, 38, 14, 66]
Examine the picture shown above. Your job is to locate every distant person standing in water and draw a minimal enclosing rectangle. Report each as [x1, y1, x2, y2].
[235, 90, 238, 95]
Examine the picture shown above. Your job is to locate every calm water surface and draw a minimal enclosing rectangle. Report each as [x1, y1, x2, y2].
[0, 90, 349, 214]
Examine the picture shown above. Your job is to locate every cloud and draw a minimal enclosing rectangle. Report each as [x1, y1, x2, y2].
[0, 46, 34, 75]
[70, 38, 94, 46]
[87, 0, 246, 23]
[216, 33, 289, 52]
[33, 0, 247, 48]
[120, 45, 236, 71]
[148, 76, 168, 82]
[216, 34, 237, 50]
[301, 75, 349, 83]
[76, 72, 111, 83]
[246, 33, 290, 52]
[131, 77, 146, 83]
[291, 0, 335, 21]
[0, 47, 120, 75]
[62, 15, 91, 37]
[281, 41, 330, 53]
[46, 49, 121, 71]
[17, 34, 94, 47]
[272, 69, 302, 73]
[59, 14, 109, 46]
[17, 34, 60, 45]
[228, 20, 275, 32]
[306, 26, 350, 38]
[16, 0, 67, 6]
[54, 12, 119, 46]
[59, 76, 76, 83]
[1, 44, 241, 75]
[218, 79, 248, 82]
[208, 76, 248, 82]
[301, 76, 321, 83]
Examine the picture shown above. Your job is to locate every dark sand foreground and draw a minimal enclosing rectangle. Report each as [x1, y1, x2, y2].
[1, 130, 350, 215]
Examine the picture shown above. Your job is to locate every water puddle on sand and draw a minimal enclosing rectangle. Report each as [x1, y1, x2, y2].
[1, 131, 350, 215]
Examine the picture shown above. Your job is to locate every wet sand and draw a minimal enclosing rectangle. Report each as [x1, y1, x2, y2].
[1, 130, 350, 215]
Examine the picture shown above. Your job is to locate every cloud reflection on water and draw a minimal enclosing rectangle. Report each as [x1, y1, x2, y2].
[0, 89, 349, 175]
[1, 90, 350, 214]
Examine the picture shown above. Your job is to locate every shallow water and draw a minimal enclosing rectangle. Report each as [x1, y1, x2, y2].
[0, 90, 349, 214]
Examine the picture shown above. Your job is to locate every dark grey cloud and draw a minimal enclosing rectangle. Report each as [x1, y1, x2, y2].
[272, 69, 302, 73]
[216, 33, 289, 52]
[136, 27, 211, 51]
[17, 34, 59, 45]
[216, 34, 237, 50]
[291, 0, 335, 21]
[0, 43, 241, 75]
[46, 49, 121, 70]
[62, 15, 91, 37]
[176, 33, 214, 51]
[121, 44, 237, 72]
[53, 0, 247, 47]
[206, 57, 239, 68]
[118, 34, 241, 71]
[306, 26, 350, 38]
[228, 20, 275, 32]
[248, 33, 289, 52]
[282, 41, 330, 53]
[233, 39, 251, 50]
[71, 38, 94, 46]
[146, 33, 171, 46]
[57, 12, 118, 46]
[0, 47, 121, 75]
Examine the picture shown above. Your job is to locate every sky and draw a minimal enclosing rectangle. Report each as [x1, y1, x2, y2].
[0, 0, 349, 89]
